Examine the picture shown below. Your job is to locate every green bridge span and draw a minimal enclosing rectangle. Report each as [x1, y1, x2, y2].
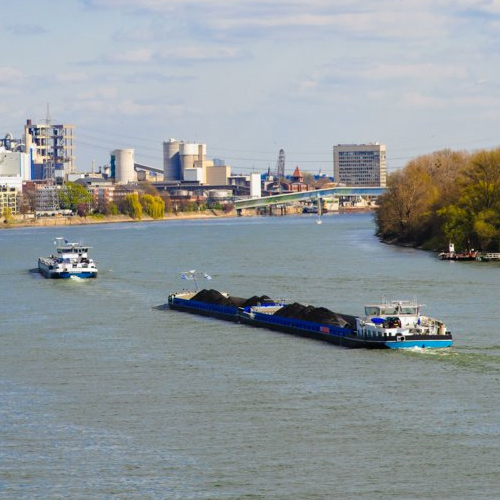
[234, 186, 387, 210]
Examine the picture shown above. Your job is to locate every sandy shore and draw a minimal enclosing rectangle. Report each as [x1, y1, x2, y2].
[1, 210, 237, 230]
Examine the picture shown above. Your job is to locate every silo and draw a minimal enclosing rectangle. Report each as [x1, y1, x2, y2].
[112, 148, 135, 184]
[179, 142, 203, 170]
[163, 139, 181, 181]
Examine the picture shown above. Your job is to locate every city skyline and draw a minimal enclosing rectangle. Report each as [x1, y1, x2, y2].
[2, 0, 500, 175]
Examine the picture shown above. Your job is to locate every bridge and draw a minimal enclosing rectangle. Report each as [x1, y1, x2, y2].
[234, 186, 387, 210]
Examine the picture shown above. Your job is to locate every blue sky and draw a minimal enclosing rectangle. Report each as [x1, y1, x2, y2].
[1, 0, 500, 176]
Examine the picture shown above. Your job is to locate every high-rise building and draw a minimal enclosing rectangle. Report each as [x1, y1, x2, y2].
[24, 119, 76, 181]
[333, 143, 386, 187]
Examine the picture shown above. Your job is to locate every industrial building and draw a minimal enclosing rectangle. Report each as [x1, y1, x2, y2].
[162, 138, 231, 185]
[24, 119, 76, 181]
[110, 148, 137, 184]
[333, 143, 386, 187]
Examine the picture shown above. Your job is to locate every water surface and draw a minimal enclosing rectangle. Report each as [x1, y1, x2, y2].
[1, 214, 499, 499]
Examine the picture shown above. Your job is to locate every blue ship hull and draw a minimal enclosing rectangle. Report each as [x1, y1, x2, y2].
[54, 272, 97, 279]
[169, 297, 240, 322]
[39, 268, 97, 279]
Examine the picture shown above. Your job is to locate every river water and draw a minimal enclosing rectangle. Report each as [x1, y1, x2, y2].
[1, 213, 499, 499]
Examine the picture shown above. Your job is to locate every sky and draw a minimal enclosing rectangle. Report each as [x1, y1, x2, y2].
[1, 0, 500, 177]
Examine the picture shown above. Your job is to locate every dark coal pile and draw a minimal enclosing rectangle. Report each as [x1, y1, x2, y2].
[274, 302, 356, 329]
[191, 289, 271, 308]
[241, 295, 272, 307]
[191, 289, 235, 306]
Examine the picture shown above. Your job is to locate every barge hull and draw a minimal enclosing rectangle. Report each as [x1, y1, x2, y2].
[167, 294, 453, 350]
[169, 297, 240, 322]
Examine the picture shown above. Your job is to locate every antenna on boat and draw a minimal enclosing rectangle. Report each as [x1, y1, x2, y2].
[180, 270, 212, 291]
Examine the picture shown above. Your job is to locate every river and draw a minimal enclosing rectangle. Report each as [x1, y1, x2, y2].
[1, 213, 499, 499]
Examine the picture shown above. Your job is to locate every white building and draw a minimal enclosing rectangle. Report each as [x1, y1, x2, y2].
[0, 150, 31, 184]
[333, 143, 386, 187]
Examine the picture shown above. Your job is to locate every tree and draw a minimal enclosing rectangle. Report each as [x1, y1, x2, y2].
[376, 146, 500, 251]
[141, 182, 160, 197]
[376, 162, 436, 243]
[460, 148, 500, 213]
[162, 193, 174, 213]
[140, 194, 165, 219]
[437, 204, 471, 249]
[119, 193, 143, 219]
[59, 182, 94, 212]
[2, 206, 14, 223]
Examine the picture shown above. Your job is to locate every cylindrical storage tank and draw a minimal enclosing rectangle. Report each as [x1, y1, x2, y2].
[112, 148, 135, 184]
[208, 190, 230, 199]
[180, 143, 205, 156]
[179, 143, 206, 172]
[173, 189, 189, 197]
[163, 139, 181, 181]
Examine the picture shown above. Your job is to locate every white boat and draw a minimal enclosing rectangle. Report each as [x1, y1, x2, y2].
[38, 237, 98, 279]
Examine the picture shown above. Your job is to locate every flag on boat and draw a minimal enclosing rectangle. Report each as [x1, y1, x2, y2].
[203, 273, 212, 280]
[320, 326, 330, 333]
[181, 273, 192, 280]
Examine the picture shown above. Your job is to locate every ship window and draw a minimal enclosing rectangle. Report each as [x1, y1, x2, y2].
[401, 306, 417, 314]
[381, 306, 398, 315]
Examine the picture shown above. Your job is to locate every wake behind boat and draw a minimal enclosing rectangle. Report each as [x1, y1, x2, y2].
[165, 275, 453, 350]
[38, 237, 98, 279]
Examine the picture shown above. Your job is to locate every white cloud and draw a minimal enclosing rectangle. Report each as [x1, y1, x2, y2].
[366, 63, 469, 81]
[401, 92, 447, 108]
[56, 72, 89, 83]
[0, 67, 25, 83]
[116, 99, 157, 116]
[156, 46, 247, 63]
[103, 49, 154, 64]
[78, 87, 118, 100]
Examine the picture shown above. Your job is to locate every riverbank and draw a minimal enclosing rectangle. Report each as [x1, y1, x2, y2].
[1, 210, 237, 229]
[1, 206, 376, 230]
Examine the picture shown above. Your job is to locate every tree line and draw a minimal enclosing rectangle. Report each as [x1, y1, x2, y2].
[53, 182, 233, 220]
[375, 147, 500, 252]
[57, 183, 167, 219]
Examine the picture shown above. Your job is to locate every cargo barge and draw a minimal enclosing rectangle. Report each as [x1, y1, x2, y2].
[167, 289, 453, 350]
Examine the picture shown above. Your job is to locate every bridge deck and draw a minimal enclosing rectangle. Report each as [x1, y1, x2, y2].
[234, 186, 386, 209]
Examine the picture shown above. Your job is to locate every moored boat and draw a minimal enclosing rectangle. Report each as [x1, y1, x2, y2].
[38, 237, 98, 279]
[438, 242, 478, 261]
[166, 288, 453, 350]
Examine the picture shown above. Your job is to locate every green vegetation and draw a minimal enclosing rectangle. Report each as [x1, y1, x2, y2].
[59, 182, 94, 213]
[2, 206, 14, 223]
[375, 147, 500, 252]
[140, 194, 165, 219]
[119, 193, 143, 219]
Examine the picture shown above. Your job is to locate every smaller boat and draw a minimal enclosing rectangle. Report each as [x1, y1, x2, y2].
[438, 242, 478, 261]
[38, 237, 98, 279]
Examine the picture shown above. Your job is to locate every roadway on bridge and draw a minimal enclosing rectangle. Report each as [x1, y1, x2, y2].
[234, 186, 386, 209]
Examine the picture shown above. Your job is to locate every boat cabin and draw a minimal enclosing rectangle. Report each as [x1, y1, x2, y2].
[364, 300, 420, 317]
